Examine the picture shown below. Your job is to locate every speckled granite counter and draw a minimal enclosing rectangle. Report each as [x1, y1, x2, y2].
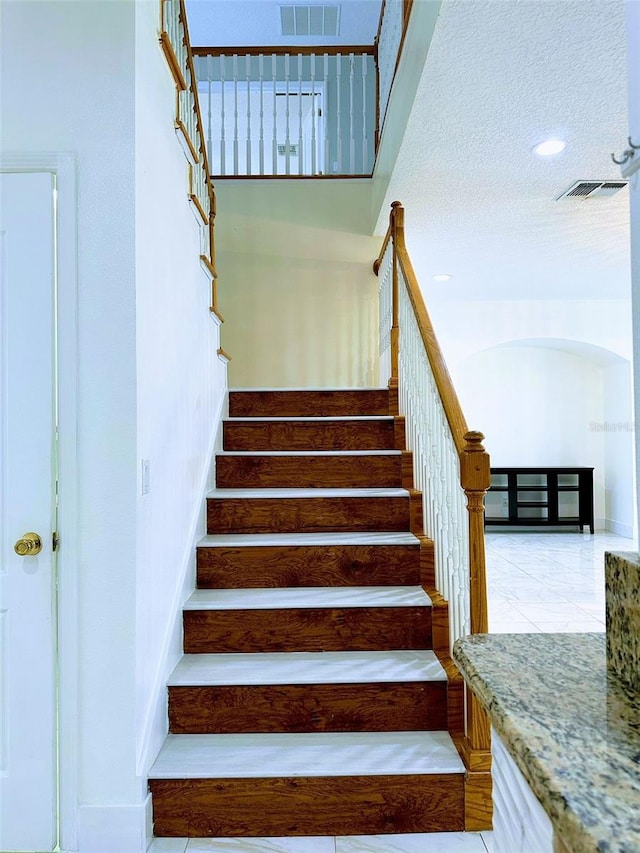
[606, 551, 640, 694]
[453, 633, 640, 853]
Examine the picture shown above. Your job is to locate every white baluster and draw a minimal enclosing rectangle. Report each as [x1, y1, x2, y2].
[272, 54, 278, 174]
[395, 271, 472, 654]
[245, 54, 251, 175]
[220, 55, 226, 175]
[207, 56, 213, 168]
[297, 53, 303, 175]
[323, 54, 329, 174]
[259, 54, 265, 175]
[232, 54, 239, 175]
[284, 54, 291, 176]
[349, 53, 355, 174]
[311, 54, 317, 175]
[362, 54, 368, 172]
[336, 53, 342, 173]
[378, 0, 403, 129]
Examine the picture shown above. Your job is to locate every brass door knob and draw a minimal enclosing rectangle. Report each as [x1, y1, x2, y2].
[14, 532, 42, 556]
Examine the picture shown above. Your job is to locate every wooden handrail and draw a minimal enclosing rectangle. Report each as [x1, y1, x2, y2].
[385, 201, 469, 455]
[375, 201, 490, 633]
[374, 201, 492, 824]
[160, 0, 220, 317]
[192, 44, 374, 57]
[179, 0, 215, 212]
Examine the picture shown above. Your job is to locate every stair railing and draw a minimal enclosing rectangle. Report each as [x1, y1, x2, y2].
[159, 0, 221, 320]
[374, 201, 492, 792]
[192, 48, 377, 177]
[375, 0, 414, 137]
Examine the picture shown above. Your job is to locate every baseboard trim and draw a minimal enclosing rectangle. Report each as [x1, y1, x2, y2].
[78, 796, 151, 853]
[604, 518, 635, 539]
[135, 389, 228, 785]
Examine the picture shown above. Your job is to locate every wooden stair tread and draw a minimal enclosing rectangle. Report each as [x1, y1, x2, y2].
[149, 731, 465, 779]
[197, 531, 421, 547]
[168, 650, 447, 686]
[184, 586, 431, 611]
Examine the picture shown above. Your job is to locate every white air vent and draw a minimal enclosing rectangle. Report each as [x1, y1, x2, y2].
[280, 5, 340, 36]
[278, 144, 299, 156]
[557, 180, 628, 200]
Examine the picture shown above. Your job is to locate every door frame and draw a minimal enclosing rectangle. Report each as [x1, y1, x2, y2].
[0, 152, 79, 853]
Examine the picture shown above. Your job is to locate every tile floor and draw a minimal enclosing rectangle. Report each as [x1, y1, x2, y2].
[148, 530, 635, 853]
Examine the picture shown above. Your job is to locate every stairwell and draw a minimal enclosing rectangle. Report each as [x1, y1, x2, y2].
[149, 387, 469, 837]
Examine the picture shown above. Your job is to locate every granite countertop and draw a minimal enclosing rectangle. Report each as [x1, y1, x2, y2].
[453, 633, 640, 853]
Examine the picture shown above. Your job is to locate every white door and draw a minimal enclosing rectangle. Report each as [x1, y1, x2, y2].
[0, 172, 57, 851]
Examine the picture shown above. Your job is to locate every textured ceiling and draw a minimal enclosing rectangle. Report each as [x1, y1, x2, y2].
[376, 0, 631, 303]
[186, 0, 383, 47]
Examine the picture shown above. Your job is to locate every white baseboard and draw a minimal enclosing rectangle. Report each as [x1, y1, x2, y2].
[134, 387, 228, 853]
[604, 517, 636, 539]
[78, 796, 151, 853]
[136, 390, 228, 769]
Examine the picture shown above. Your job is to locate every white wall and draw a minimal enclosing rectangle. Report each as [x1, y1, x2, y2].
[134, 0, 227, 818]
[215, 179, 380, 388]
[603, 362, 635, 536]
[626, 0, 640, 535]
[430, 299, 633, 365]
[1, 2, 227, 850]
[418, 299, 635, 535]
[452, 343, 636, 531]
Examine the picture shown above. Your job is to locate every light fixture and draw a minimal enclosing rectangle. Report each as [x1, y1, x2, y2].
[433, 274, 451, 282]
[533, 139, 566, 157]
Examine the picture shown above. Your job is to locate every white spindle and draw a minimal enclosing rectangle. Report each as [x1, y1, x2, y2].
[297, 53, 304, 175]
[378, 0, 403, 130]
[191, 44, 374, 178]
[246, 54, 252, 175]
[207, 56, 213, 167]
[395, 269, 471, 652]
[284, 54, 291, 176]
[232, 54, 239, 175]
[272, 54, 278, 174]
[259, 54, 265, 175]
[336, 53, 342, 173]
[361, 54, 368, 173]
[220, 54, 226, 175]
[311, 54, 317, 175]
[349, 53, 355, 174]
[377, 240, 393, 384]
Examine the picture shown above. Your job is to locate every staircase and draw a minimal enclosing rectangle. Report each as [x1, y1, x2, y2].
[149, 388, 468, 838]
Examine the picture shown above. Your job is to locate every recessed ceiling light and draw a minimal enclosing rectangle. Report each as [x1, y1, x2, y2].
[433, 274, 451, 282]
[533, 139, 567, 157]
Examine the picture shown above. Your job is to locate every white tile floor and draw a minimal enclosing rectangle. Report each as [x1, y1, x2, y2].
[148, 530, 635, 853]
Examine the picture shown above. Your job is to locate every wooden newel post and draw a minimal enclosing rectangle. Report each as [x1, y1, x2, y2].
[389, 201, 402, 388]
[461, 430, 492, 764]
[461, 430, 490, 635]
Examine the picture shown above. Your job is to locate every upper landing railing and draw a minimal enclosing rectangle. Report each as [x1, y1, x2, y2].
[191, 0, 414, 178]
[159, 0, 222, 320]
[193, 48, 376, 177]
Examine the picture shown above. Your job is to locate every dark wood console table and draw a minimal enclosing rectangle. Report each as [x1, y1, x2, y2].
[485, 467, 594, 533]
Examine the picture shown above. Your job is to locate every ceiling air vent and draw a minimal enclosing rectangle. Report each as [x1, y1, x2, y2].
[280, 5, 340, 37]
[557, 180, 628, 200]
